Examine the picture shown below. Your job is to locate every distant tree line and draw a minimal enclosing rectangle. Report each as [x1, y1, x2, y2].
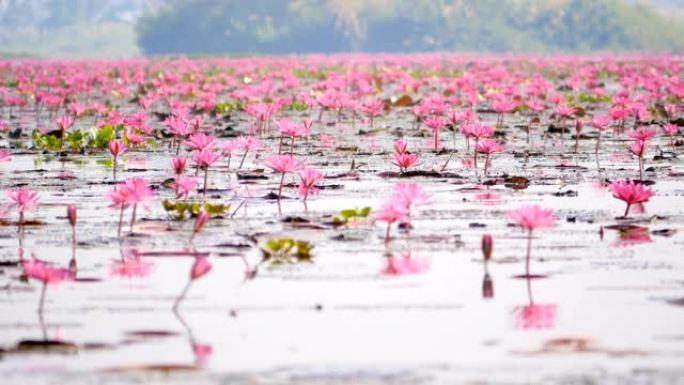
[136, 0, 684, 54]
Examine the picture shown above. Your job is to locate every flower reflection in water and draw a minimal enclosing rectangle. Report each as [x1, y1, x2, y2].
[174, 308, 213, 368]
[612, 226, 652, 248]
[381, 253, 429, 276]
[513, 275, 556, 330]
[111, 247, 154, 278]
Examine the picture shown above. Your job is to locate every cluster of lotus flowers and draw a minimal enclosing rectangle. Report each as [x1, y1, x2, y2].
[0, 54, 680, 319]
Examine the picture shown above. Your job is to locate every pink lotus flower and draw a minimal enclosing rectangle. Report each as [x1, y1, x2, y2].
[475, 139, 504, 154]
[185, 132, 215, 152]
[125, 129, 147, 146]
[462, 123, 494, 140]
[298, 167, 323, 202]
[591, 115, 611, 130]
[591, 115, 612, 157]
[125, 111, 151, 134]
[392, 182, 430, 214]
[555, 104, 575, 118]
[665, 103, 679, 118]
[275, 118, 307, 138]
[424, 116, 446, 132]
[165, 115, 190, 140]
[374, 201, 409, 242]
[109, 140, 127, 158]
[193, 149, 221, 199]
[493, 99, 516, 128]
[108, 139, 127, 181]
[360, 99, 384, 128]
[108, 177, 155, 235]
[192, 210, 210, 240]
[106, 188, 133, 210]
[7, 188, 39, 224]
[172, 157, 188, 175]
[275, 118, 307, 154]
[476, 139, 504, 177]
[609, 180, 654, 217]
[508, 205, 556, 231]
[493, 99, 517, 114]
[663, 123, 679, 136]
[56, 115, 75, 132]
[629, 140, 646, 157]
[663, 123, 679, 149]
[265, 154, 305, 174]
[265, 155, 305, 200]
[463, 123, 495, 168]
[236, 136, 263, 169]
[424, 116, 446, 151]
[628, 140, 648, 180]
[236, 136, 263, 151]
[120, 177, 156, 205]
[174, 176, 199, 199]
[221, 139, 240, 169]
[508, 205, 555, 277]
[193, 149, 221, 169]
[392, 152, 420, 173]
[627, 127, 657, 142]
[393, 138, 408, 155]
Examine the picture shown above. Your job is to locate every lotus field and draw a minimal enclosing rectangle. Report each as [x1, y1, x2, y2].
[0, 54, 683, 384]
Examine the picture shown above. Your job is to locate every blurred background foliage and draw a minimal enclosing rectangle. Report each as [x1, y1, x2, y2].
[0, 0, 682, 58]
